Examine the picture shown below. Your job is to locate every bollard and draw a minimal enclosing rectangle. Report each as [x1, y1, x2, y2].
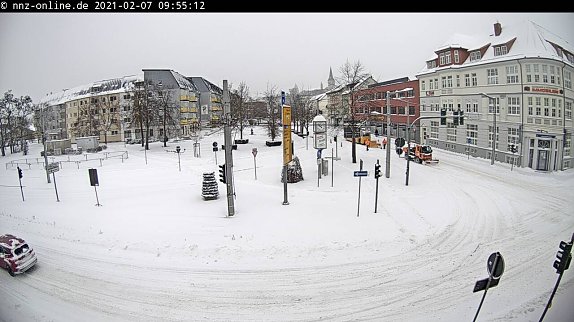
[100, 159, 103, 167]
[76, 161, 80, 169]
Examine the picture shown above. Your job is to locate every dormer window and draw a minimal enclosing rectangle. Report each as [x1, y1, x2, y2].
[454, 50, 460, 63]
[470, 50, 481, 62]
[427, 60, 436, 69]
[439, 53, 445, 65]
[445, 52, 451, 64]
[494, 45, 508, 56]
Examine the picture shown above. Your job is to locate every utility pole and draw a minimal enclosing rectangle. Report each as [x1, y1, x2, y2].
[223, 80, 235, 217]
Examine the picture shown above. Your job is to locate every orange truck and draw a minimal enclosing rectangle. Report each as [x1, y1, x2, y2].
[403, 144, 439, 164]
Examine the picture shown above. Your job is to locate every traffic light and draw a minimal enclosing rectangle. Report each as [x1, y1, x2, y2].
[459, 110, 464, 125]
[17, 166, 23, 179]
[453, 110, 459, 126]
[374, 163, 381, 179]
[440, 108, 447, 125]
[553, 240, 573, 274]
[218, 164, 227, 184]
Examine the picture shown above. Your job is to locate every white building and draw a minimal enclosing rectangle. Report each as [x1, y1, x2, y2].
[417, 21, 574, 171]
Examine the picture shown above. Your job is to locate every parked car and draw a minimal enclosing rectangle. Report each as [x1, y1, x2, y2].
[0, 234, 37, 276]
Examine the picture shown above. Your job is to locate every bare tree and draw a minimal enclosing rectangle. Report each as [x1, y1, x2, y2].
[95, 97, 121, 145]
[264, 85, 280, 142]
[338, 59, 369, 163]
[130, 81, 160, 150]
[0, 91, 15, 156]
[230, 81, 250, 140]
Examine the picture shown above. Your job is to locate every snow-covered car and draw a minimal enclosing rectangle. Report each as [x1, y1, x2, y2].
[0, 234, 37, 276]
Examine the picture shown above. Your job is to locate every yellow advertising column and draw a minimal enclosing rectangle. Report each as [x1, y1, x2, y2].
[283, 105, 292, 165]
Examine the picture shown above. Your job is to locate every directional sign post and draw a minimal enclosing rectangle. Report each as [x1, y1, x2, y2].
[46, 162, 60, 202]
[473, 252, 504, 322]
[356, 160, 365, 217]
[252, 147, 258, 180]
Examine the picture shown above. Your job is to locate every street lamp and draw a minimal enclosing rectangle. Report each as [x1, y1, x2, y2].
[392, 90, 415, 186]
[480, 93, 497, 165]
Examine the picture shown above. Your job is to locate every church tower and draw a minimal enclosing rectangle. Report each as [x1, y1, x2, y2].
[327, 67, 335, 89]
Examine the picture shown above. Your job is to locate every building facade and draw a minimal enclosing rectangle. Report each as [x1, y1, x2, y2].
[354, 77, 420, 141]
[417, 21, 574, 171]
[188, 77, 223, 126]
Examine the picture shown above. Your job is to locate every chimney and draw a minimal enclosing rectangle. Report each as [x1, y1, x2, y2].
[494, 22, 502, 36]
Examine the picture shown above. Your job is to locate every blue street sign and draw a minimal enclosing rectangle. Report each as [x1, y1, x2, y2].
[354, 171, 368, 177]
[467, 138, 471, 144]
[281, 91, 286, 105]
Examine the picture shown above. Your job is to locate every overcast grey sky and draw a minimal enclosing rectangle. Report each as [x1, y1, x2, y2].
[1, 13, 573, 101]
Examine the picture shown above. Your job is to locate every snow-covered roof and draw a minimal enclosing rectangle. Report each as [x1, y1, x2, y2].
[309, 93, 327, 101]
[38, 74, 143, 106]
[418, 20, 574, 76]
[170, 71, 198, 92]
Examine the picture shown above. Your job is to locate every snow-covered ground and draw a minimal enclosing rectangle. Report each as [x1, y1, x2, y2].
[1, 127, 573, 321]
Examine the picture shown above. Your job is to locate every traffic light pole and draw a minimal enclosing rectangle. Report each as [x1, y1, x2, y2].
[540, 233, 574, 322]
[223, 80, 235, 217]
[17, 167, 25, 202]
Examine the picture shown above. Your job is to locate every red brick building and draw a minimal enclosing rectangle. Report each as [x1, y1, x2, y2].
[353, 77, 420, 141]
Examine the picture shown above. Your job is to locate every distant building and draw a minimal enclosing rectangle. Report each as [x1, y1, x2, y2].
[354, 77, 420, 141]
[37, 69, 223, 144]
[325, 76, 376, 126]
[188, 77, 223, 126]
[417, 21, 574, 171]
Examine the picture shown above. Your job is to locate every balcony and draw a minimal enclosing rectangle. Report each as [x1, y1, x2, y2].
[211, 105, 222, 111]
[180, 94, 198, 102]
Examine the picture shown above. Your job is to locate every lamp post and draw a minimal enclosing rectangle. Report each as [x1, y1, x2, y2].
[392, 91, 414, 186]
[385, 91, 391, 178]
[481, 93, 497, 165]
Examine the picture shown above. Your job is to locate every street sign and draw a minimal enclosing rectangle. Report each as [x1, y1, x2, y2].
[354, 171, 368, 177]
[487, 252, 505, 279]
[473, 277, 500, 292]
[212, 141, 218, 147]
[46, 162, 59, 174]
[252, 147, 258, 157]
[281, 91, 286, 105]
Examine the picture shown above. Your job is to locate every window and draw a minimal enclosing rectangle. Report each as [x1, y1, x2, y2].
[527, 74, 532, 83]
[494, 45, 508, 56]
[442, 77, 447, 88]
[445, 52, 451, 64]
[507, 97, 520, 115]
[535, 74, 540, 83]
[440, 53, 445, 65]
[471, 73, 477, 86]
[488, 97, 500, 114]
[447, 123, 457, 142]
[473, 102, 478, 113]
[506, 66, 519, 83]
[487, 68, 499, 85]
[454, 50, 459, 63]
[111, 130, 118, 135]
[429, 79, 433, 90]
[466, 102, 471, 113]
[465, 74, 470, 86]
[408, 106, 415, 116]
[467, 124, 478, 145]
[566, 101, 572, 120]
[421, 81, 425, 91]
[489, 126, 499, 149]
[434, 78, 439, 89]
[543, 74, 548, 83]
[430, 121, 439, 139]
[427, 60, 436, 69]
[525, 64, 531, 73]
[533, 64, 539, 73]
[507, 128, 519, 147]
[447, 76, 453, 88]
[456, 75, 460, 87]
[528, 97, 533, 116]
[398, 106, 405, 115]
[565, 71, 572, 89]
[470, 50, 481, 62]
